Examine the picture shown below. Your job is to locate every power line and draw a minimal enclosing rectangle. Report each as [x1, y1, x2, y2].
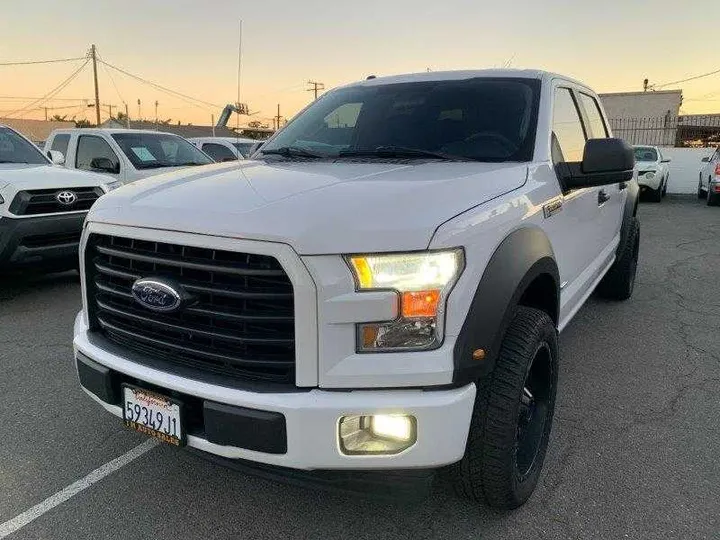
[97, 53, 126, 111]
[655, 67, 720, 89]
[306, 80, 325, 101]
[0, 56, 86, 66]
[99, 59, 220, 110]
[3, 59, 89, 118]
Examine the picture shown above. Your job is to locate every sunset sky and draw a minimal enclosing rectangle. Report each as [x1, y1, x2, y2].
[1, 0, 719, 127]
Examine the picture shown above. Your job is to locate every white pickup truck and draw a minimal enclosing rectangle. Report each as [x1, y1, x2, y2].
[44, 128, 214, 184]
[0, 124, 118, 272]
[72, 70, 639, 508]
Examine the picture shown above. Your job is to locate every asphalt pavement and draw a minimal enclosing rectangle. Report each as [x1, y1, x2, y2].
[1, 195, 718, 540]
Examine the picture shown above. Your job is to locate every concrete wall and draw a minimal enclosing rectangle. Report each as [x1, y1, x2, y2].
[661, 147, 716, 194]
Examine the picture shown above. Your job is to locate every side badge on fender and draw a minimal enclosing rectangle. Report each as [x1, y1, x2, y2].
[543, 198, 563, 219]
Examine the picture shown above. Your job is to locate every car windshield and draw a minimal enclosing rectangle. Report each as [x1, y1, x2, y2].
[112, 132, 214, 169]
[260, 78, 540, 162]
[232, 142, 256, 157]
[634, 147, 658, 162]
[0, 127, 49, 165]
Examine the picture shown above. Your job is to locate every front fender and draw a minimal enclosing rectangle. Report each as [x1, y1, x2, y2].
[453, 227, 559, 385]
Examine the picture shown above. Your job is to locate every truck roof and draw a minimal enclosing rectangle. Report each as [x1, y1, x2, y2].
[337, 69, 591, 92]
[46, 128, 184, 137]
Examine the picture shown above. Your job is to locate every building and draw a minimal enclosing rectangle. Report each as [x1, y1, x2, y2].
[100, 119, 237, 138]
[0, 118, 75, 145]
[598, 90, 683, 146]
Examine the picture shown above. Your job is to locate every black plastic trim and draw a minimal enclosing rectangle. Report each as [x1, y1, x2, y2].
[452, 228, 559, 385]
[76, 352, 120, 405]
[204, 402, 287, 454]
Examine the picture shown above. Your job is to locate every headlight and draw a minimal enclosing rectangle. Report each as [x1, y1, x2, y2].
[102, 181, 122, 193]
[644, 172, 655, 180]
[346, 249, 464, 352]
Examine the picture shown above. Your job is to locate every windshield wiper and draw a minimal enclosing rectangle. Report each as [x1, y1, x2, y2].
[261, 146, 324, 158]
[0, 160, 29, 164]
[338, 146, 470, 161]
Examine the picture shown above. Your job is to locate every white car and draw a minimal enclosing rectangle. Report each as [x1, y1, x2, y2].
[633, 145, 670, 202]
[44, 129, 215, 184]
[73, 70, 639, 509]
[697, 146, 720, 206]
[188, 137, 260, 160]
[0, 124, 119, 272]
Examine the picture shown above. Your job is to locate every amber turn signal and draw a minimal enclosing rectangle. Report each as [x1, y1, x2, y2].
[401, 290, 440, 318]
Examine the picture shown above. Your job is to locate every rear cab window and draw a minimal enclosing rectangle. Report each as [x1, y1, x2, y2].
[50, 134, 71, 157]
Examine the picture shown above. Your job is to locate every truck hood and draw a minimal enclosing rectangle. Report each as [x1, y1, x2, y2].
[88, 160, 528, 254]
[0, 163, 110, 191]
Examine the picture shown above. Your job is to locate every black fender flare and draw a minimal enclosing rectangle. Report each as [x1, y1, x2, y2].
[452, 228, 559, 385]
[618, 179, 640, 255]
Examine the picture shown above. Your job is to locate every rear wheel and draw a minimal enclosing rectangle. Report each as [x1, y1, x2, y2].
[649, 185, 662, 202]
[598, 216, 640, 300]
[450, 307, 558, 510]
[707, 183, 720, 207]
[661, 176, 668, 197]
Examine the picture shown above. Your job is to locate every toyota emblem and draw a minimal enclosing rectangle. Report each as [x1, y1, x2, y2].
[56, 191, 77, 205]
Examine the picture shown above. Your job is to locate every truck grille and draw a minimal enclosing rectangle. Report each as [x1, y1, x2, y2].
[85, 234, 296, 385]
[10, 187, 103, 216]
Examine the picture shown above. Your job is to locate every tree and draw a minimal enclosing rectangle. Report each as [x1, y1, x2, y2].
[248, 120, 269, 129]
[75, 119, 93, 128]
[117, 111, 128, 122]
[51, 114, 68, 122]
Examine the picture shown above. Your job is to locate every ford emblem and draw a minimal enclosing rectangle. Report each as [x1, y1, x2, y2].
[131, 278, 183, 312]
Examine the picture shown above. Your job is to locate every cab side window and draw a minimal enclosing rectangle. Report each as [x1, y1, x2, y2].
[551, 88, 586, 165]
[202, 143, 236, 162]
[49, 134, 70, 157]
[577, 93, 609, 139]
[75, 135, 120, 173]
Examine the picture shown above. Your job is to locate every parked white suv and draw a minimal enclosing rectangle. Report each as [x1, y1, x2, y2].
[634, 145, 670, 202]
[697, 146, 720, 206]
[44, 129, 215, 184]
[73, 70, 639, 508]
[0, 125, 118, 272]
[188, 137, 260, 160]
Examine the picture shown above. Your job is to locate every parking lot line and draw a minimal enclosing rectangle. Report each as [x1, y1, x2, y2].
[0, 439, 159, 539]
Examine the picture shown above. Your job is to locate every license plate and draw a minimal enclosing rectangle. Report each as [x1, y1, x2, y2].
[122, 385, 185, 446]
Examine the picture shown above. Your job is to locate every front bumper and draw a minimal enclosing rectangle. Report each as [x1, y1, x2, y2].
[73, 313, 476, 471]
[637, 173, 662, 191]
[0, 213, 85, 268]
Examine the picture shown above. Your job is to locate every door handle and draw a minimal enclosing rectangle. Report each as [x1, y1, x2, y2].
[598, 190, 611, 205]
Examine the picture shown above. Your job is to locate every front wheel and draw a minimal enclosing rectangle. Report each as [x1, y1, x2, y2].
[707, 184, 720, 207]
[450, 307, 558, 510]
[597, 216, 640, 300]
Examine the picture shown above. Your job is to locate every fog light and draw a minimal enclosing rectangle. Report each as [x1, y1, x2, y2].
[339, 414, 417, 455]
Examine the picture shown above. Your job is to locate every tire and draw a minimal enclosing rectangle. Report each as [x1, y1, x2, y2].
[597, 216, 640, 300]
[648, 185, 662, 202]
[698, 176, 707, 199]
[707, 184, 720, 207]
[450, 306, 558, 510]
[661, 177, 667, 197]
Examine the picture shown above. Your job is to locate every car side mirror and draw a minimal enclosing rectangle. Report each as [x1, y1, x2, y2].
[559, 138, 634, 190]
[47, 150, 65, 165]
[661, 158, 671, 163]
[90, 157, 120, 174]
[701, 157, 710, 162]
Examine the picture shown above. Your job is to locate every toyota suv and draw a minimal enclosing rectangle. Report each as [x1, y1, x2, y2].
[72, 70, 639, 509]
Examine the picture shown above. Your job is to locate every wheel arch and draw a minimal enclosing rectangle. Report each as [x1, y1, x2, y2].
[452, 227, 559, 385]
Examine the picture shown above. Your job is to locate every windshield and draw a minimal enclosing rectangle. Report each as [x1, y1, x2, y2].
[634, 147, 658, 162]
[232, 142, 256, 157]
[261, 78, 540, 162]
[112, 132, 214, 169]
[0, 127, 49, 165]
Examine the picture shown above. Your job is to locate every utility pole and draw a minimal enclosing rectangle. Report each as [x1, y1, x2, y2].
[107, 104, 114, 120]
[90, 44, 101, 126]
[154, 100, 159, 128]
[306, 80, 325, 101]
[137, 99, 141, 121]
[275, 104, 282, 131]
[124, 102, 130, 128]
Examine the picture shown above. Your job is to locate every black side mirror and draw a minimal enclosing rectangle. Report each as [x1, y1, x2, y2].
[701, 157, 710, 163]
[560, 138, 634, 190]
[90, 157, 120, 174]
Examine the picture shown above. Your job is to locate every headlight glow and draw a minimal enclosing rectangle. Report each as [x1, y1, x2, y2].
[346, 249, 464, 352]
